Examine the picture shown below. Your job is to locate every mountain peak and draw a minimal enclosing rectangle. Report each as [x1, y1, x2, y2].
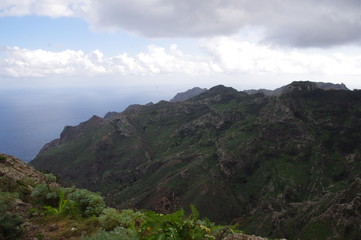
[281, 81, 320, 95]
[170, 87, 207, 102]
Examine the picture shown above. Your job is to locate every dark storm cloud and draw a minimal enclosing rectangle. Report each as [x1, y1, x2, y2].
[89, 0, 361, 48]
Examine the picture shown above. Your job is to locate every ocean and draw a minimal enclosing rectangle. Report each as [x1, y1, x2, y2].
[0, 87, 163, 162]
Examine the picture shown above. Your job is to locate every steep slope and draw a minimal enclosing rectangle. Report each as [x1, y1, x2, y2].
[31, 81, 361, 239]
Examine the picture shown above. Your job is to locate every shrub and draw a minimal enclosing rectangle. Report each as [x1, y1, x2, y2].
[67, 189, 106, 217]
[31, 183, 59, 206]
[139, 205, 239, 240]
[0, 176, 32, 202]
[98, 208, 122, 231]
[0, 191, 19, 208]
[0, 206, 24, 240]
[44, 173, 57, 188]
[82, 227, 138, 240]
[99, 208, 143, 231]
[0, 155, 6, 163]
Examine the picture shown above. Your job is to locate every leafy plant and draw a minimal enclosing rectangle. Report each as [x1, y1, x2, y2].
[44, 190, 75, 215]
[67, 189, 106, 217]
[139, 206, 216, 240]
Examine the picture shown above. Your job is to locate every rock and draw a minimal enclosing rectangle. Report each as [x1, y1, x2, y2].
[0, 154, 44, 183]
[223, 233, 267, 240]
[48, 224, 58, 232]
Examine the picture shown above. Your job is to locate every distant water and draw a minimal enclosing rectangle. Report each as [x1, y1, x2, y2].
[0, 87, 161, 162]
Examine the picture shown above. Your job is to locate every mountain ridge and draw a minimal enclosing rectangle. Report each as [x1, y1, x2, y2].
[30, 81, 361, 239]
[244, 81, 349, 96]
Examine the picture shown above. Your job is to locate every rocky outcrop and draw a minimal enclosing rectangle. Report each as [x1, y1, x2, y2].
[281, 81, 320, 95]
[40, 115, 104, 152]
[0, 153, 44, 183]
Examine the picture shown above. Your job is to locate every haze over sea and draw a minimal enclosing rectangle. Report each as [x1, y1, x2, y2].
[0, 87, 169, 162]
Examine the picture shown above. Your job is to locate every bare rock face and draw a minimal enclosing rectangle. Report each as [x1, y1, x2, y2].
[0, 153, 44, 183]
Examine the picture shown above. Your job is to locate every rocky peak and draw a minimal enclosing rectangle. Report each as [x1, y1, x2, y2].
[60, 115, 103, 142]
[281, 81, 321, 95]
[170, 87, 207, 102]
[104, 111, 119, 119]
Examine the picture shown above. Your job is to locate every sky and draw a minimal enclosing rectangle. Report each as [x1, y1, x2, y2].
[1, 0, 361, 94]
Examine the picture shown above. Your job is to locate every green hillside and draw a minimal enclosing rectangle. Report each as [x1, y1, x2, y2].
[1, 153, 269, 240]
[31, 81, 361, 239]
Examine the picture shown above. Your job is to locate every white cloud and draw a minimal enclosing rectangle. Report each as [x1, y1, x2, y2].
[2, 40, 361, 79]
[0, 0, 90, 17]
[201, 37, 361, 75]
[86, 0, 361, 47]
[0, 45, 215, 77]
[2, 0, 361, 47]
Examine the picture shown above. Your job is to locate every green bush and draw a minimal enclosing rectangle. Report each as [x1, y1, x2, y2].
[67, 189, 106, 217]
[0, 155, 6, 162]
[44, 173, 57, 183]
[99, 208, 143, 231]
[31, 183, 59, 206]
[89, 205, 239, 240]
[98, 208, 122, 231]
[82, 227, 139, 240]
[139, 209, 200, 240]
[0, 176, 32, 202]
[0, 191, 19, 208]
[138, 205, 239, 240]
[0, 206, 24, 240]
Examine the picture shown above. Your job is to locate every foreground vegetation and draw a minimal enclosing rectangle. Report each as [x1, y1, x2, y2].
[0, 172, 246, 240]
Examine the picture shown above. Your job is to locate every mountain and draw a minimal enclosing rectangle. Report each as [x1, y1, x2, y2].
[30, 81, 361, 239]
[244, 81, 349, 96]
[170, 87, 207, 102]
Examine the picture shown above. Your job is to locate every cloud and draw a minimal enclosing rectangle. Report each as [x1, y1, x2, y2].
[2, 0, 361, 48]
[2, 40, 361, 79]
[88, 0, 361, 47]
[201, 37, 361, 75]
[0, 45, 215, 77]
[0, 0, 90, 17]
